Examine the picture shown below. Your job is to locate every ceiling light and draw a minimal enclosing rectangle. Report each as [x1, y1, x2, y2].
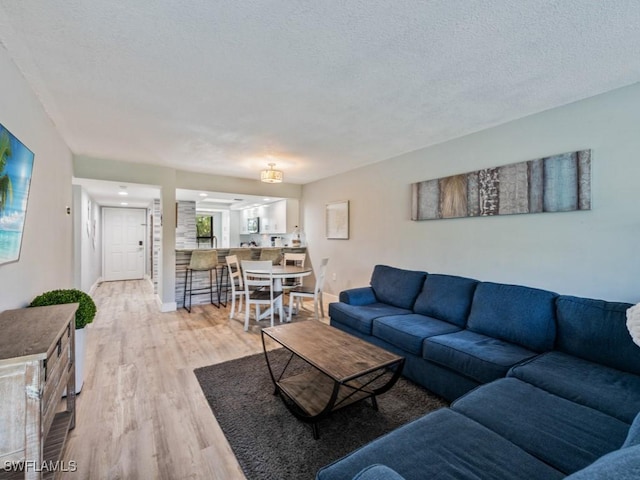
[260, 163, 283, 183]
[118, 191, 128, 196]
[199, 193, 208, 197]
[120, 202, 128, 206]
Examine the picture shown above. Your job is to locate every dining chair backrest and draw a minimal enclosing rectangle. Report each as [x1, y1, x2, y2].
[241, 260, 283, 331]
[226, 255, 243, 289]
[283, 252, 306, 267]
[283, 253, 306, 288]
[226, 255, 246, 319]
[241, 260, 274, 290]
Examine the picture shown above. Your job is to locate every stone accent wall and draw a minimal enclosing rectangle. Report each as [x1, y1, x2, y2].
[152, 199, 161, 294]
[176, 201, 197, 249]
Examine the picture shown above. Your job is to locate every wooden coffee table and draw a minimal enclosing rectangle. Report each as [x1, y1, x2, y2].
[261, 321, 405, 438]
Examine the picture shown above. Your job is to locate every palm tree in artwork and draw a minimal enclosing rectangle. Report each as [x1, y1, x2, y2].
[0, 131, 14, 215]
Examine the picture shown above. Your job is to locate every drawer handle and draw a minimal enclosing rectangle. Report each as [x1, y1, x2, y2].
[57, 339, 62, 357]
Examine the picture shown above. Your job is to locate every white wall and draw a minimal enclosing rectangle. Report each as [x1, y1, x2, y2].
[303, 82, 640, 304]
[72, 185, 102, 293]
[0, 45, 74, 311]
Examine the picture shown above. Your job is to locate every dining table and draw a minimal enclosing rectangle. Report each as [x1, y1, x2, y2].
[242, 264, 313, 320]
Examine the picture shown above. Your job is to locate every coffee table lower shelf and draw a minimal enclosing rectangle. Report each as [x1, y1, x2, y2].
[277, 369, 374, 418]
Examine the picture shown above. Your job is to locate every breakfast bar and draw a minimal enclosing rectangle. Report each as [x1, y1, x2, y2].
[175, 247, 307, 308]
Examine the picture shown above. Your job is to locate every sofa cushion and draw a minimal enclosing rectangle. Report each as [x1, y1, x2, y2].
[623, 412, 640, 448]
[370, 265, 426, 310]
[412, 274, 478, 327]
[509, 351, 640, 423]
[372, 314, 460, 356]
[452, 378, 630, 474]
[467, 282, 557, 352]
[328, 302, 413, 335]
[556, 296, 640, 375]
[315, 408, 564, 480]
[563, 444, 640, 480]
[422, 330, 538, 384]
[351, 465, 406, 480]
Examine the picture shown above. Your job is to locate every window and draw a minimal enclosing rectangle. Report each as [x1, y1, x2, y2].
[196, 215, 215, 247]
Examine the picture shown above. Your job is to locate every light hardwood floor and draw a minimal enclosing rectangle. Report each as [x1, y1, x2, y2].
[60, 279, 324, 480]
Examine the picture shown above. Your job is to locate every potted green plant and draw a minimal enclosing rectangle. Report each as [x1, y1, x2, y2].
[29, 289, 97, 394]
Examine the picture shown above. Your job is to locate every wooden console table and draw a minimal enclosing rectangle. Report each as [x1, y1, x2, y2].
[0, 304, 78, 480]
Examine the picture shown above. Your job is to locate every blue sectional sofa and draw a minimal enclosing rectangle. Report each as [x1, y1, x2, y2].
[317, 265, 640, 479]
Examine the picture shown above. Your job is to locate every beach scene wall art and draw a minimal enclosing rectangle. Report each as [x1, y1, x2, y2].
[0, 123, 35, 265]
[411, 150, 591, 221]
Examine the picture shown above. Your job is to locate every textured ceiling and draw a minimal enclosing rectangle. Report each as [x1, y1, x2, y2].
[1, 1, 640, 184]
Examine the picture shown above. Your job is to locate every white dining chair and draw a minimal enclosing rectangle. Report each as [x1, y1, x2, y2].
[288, 258, 329, 322]
[242, 260, 284, 331]
[225, 255, 246, 320]
[282, 252, 307, 291]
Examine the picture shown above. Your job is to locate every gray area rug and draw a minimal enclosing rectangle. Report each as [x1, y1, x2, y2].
[194, 348, 447, 480]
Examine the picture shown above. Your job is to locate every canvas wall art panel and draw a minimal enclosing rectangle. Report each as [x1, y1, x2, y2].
[411, 150, 591, 221]
[0, 123, 35, 265]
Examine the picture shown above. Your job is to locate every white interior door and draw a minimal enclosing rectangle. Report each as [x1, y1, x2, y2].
[103, 207, 146, 281]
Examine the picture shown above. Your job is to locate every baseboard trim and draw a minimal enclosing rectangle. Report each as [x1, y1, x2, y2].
[89, 277, 103, 296]
[323, 292, 339, 303]
[156, 295, 177, 312]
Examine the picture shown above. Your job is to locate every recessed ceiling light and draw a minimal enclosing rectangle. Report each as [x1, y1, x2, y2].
[263, 198, 270, 201]
[118, 191, 128, 196]
[199, 193, 208, 197]
[120, 202, 128, 206]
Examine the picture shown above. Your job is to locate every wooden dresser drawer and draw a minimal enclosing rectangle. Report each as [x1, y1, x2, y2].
[42, 328, 71, 439]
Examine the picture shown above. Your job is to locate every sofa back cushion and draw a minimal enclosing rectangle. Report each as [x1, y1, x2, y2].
[467, 282, 557, 352]
[413, 274, 478, 327]
[556, 296, 640, 376]
[370, 265, 427, 310]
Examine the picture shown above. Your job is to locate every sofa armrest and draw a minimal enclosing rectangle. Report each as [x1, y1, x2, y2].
[339, 287, 377, 306]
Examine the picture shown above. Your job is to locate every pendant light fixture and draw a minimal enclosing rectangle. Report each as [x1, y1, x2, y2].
[260, 163, 284, 183]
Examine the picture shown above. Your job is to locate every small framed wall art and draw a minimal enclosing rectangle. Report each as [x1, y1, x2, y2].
[326, 200, 349, 239]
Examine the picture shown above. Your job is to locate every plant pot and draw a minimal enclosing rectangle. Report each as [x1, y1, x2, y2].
[74, 327, 86, 394]
[63, 327, 85, 396]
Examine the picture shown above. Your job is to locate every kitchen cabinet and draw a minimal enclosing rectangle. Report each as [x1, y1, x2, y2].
[260, 199, 299, 234]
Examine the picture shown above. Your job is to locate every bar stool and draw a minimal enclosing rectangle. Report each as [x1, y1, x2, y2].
[183, 250, 220, 313]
